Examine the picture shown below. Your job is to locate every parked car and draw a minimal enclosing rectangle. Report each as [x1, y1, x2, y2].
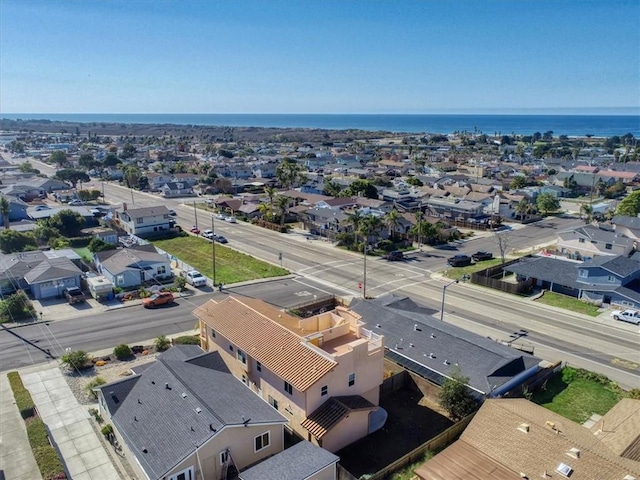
[447, 254, 472, 267]
[384, 250, 404, 261]
[63, 287, 85, 304]
[471, 251, 493, 262]
[142, 291, 174, 308]
[34, 205, 51, 211]
[180, 270, 207, 287]
[216, 235, 228, 244]
[215, 213, 226, 220]
[190, 226, 201, 234]
[225, 216, 237, 223]
[168, 209, 177, 216]
[202, 229, 216, 239]
[68, 200, 84, 206]
[610, 309, 640, 325]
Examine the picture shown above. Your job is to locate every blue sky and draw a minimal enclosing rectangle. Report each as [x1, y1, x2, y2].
[1, 0, 639, 114]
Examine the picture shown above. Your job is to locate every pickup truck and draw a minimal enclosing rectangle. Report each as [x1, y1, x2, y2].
[63, 287, 85, 304]
[181, 270, 208, 287]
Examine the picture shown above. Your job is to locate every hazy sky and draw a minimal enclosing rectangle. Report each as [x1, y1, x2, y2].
[1, 0, 639, 114]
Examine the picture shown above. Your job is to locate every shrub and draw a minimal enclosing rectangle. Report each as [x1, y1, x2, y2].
[0, 290, 36, 323]
[113, 344, 133, 360]
[26, 417, 49, 448]
[561, 366, 578, 383]
[85, 377, 106, 399]
[154, 335, 171, 352]
[174, 276, 186, 291]
[7, 371, 36, 419]
[101, 424, 114, 436]
[173, 335, 200, 345]
[60, 350, 91, 370]
[628, 388, 640, 400]
[33, 445, 66, 480]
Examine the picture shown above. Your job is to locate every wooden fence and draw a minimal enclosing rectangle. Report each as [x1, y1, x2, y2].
[471, 257, 534, 294]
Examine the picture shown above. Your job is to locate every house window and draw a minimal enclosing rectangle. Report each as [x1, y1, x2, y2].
[168, 466, 194, 480]
[321, 385, 328, 396]
[284, 381, 293, 395]
[578, 269, 587, 278]
[219, 450, 229, 465]
[348, 373, 356, 387]
[136, 218, 143, 224]
[608, 275, 616, 282]
[605, 243, 612, 250]
[578, 238, 585, 243]
[157, 266, 166, 275]
[116, 275, 125, 285]
[211, 329, 216, 338]
[268, 395, 278, 410]
[256, 361, 262, 372]
[229, 345, 234, 352]
[237, 349, 247, 364]
[242, 374, 248, 385]
[254, 432, 270, 452]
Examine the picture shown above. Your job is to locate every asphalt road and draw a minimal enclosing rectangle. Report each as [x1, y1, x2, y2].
[2, 156, 638, 388]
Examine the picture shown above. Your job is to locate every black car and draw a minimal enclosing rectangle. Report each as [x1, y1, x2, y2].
[471, 251, 493, 261]
[384, 250, 404, 261]
[447, 254, 472, 267]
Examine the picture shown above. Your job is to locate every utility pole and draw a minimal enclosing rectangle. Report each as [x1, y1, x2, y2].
[417, 201, 422, 250]
[363, 242, 367, 299]
[193, 201, 198, 230]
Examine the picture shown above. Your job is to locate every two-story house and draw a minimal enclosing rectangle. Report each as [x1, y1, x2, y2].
[96, 345, 288, 480]
[556, 224, 635, 259]
[160, 181, 195, 198]
[612, 215, 640, 243]
[193, 296, 385, 453]
[116, 205, 172, 237]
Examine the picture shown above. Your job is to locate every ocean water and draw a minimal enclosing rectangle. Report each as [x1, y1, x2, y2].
[2, 113, 639, 137]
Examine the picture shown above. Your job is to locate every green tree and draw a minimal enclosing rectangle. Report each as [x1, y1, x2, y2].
[384, 209, 402, 241]
[515, 198, 533, 221]
[123, 165, 141, 188]
[47, 209, 85, 237]
[276, 194, 290, 227]
[154, 335, 171, 352]
[49, 150, 67, 167]
[113, 344, 133, 360]
[55, 169, 90, 188]
[406, 176, 423, 187]
[60, 350, 90, 370]
[323, 179, 342, 197]
[0, 197, 11, 229]
[88, 237, 116, 253]
[103, 154, 122, 167]
[120, 143, 136, 159]
[438, 367, 478, 421]
[509, 176, 527, 190]
[580, 204, 594, 224]
[0, 291, 36, 322]
[359, 214, 383, 249]
[616, 190, 640, 217]
[275, 158, 307, 189]
[78, 153, 98, 170]
[536, 193, 561, 216]
[345, 180, 378, 199]
[18, 161, 39, 174]
[264, 186, 278, 219]
[0, 230, 37, 253]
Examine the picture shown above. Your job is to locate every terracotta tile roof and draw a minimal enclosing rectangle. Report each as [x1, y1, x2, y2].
[301, 396, 376, 439]
[458, 399, 640, 479]
[590, 399, 640, 462]
[193, 297, 336, 392]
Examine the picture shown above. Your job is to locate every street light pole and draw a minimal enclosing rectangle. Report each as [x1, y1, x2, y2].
[211, 215, 217, 287]
[363, 242, 367, 299]
[193, 201, 198, 230]
[440, 279, 459, 322]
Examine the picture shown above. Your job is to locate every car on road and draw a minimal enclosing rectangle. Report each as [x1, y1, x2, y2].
[202, 229, 216, 239]
[168, 209, 177, 216]
[142, 292, 174, 308]
[190, 226, 201, 234]
[384, 250, 404, 261]
[68, 200, 84, 206]
[216, 235, 228, 244]
[435, 243, 457, 250]
[471, 251, 493, 262]
[447, 254, 472, 267]
[215, 213, 226, 220]
[225, 216, 237, 223]
[63, 287, 85, 304]
[34, 205, 51, 211]
[610, 309, 640, 325]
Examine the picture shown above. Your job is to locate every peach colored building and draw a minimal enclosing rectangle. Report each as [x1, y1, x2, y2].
[193, 296, 385, 453]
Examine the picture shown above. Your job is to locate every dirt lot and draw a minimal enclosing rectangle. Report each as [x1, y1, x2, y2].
[337, 387, 453, 478]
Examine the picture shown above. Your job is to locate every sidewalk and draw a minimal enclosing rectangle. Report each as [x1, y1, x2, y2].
[20, 367, 121, 480]
[0, 373, 42, 480]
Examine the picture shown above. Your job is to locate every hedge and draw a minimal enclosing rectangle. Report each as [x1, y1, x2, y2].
[7, 371, 36, 419]
[26, 417, 49, 448]
[67, 236, 92, 248]
[173, 335, 200, 345]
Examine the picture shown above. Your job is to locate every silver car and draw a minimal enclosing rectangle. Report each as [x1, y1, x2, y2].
[610, 309, 640, 325]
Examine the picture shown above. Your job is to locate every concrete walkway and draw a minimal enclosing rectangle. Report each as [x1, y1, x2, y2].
[0, 372, 43, 480]
[21, 368, 121, 480]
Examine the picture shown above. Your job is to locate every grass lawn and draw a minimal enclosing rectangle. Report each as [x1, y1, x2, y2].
[532, 373, 621, 424]
[151, 236, 289, 285]
[444, 258, 505, 280]
[73, 247, 92, 262]
[535, 291, 601, 316]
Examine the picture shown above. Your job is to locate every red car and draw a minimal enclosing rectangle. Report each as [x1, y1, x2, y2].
[190, 226, 201, 234]
[142, 292, 174, 308]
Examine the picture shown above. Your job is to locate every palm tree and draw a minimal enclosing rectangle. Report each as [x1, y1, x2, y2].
[360, 214, 384, 250]
[0, 197, 10, 229]
[515, 198, 532, 221]
[580, 204, 594, 224]
[345, 210, 364, 250]
[264, 186, 278, 214]
[258, 202, 271, 221]
[276, 195, 290, 227]
[385, 209, 402, 241]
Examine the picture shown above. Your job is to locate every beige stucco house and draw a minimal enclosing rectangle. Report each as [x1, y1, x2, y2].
[193, 296, 385, 453]
[96, 345, 288, 480]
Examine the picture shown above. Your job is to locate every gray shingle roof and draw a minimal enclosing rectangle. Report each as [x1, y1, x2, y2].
[0, 251, 81, 284]
[503, 256, 582, 290]
[612, 215, 640, 230]
[119, 205, 171, 218]
[23, 257, 81, 283]
[96, 245, 168, 275]
[239, 440, 339, 480]
[582, 254, 640, 278]
[349, 294, 540, 395]
[98, 346, 287, 480]
[563, 225, 634, 247]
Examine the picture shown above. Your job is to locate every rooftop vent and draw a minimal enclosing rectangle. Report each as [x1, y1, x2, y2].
[518, 423, 530, 433]
[376, 324, 381, 328]
[409, 343, 415, 348]
[142, 448, 148, 454]
[181, 392, 187, 399]
[196, 407, 202, 414]
[429, 353, 436, 359]
[209, 424, 217, 432]
[623, 476, 637, 480]
[443, 359, 450, 365]
[430, 333, 436, 339]
[555, 463, 573, 478]
[413, 324, 422, 332]
[566, 447, 580, 459]
[541, 471, 549, 478]
[520, 474, 528, 479]
[151, 381, 155, 385]
[165, 383, 171, 390]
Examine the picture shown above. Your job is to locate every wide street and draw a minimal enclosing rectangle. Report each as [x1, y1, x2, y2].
[1, 155, 639, 389]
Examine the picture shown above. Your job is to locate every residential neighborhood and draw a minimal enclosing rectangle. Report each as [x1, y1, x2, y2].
[1, 124, 639, 480]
